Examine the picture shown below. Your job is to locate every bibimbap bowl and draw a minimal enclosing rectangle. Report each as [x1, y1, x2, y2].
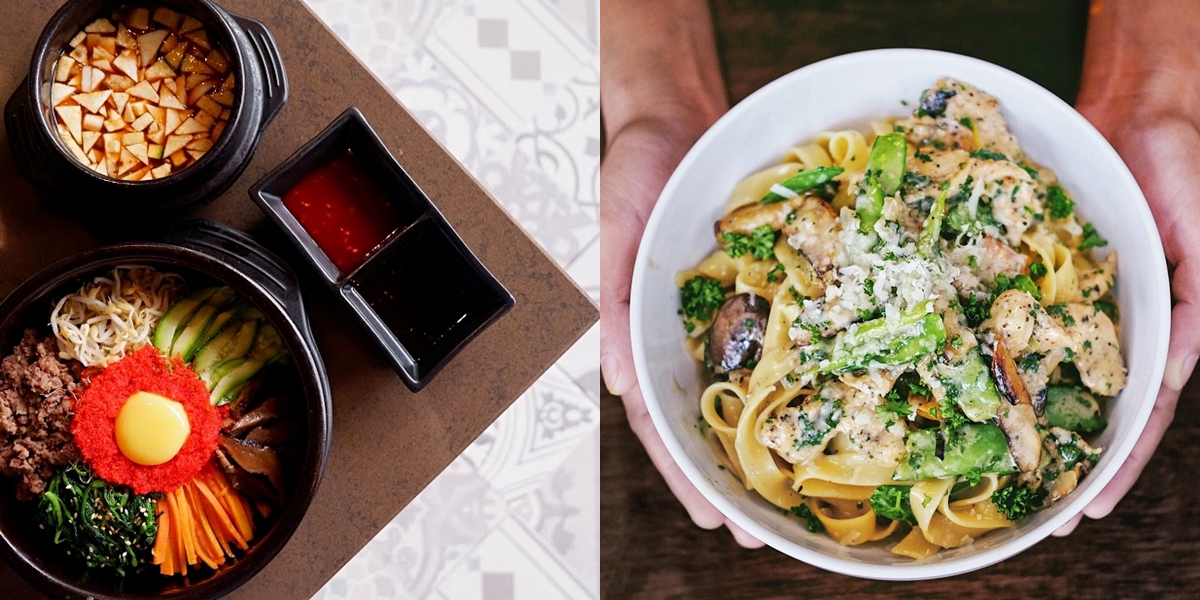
[3, 0, 287, 223]
[0, 221, 330, 599]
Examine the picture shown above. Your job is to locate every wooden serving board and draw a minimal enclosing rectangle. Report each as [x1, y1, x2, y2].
[0, 1, 597, 597]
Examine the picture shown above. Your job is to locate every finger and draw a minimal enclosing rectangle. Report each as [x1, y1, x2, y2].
[727, 519, 765, 548]
[1083, 293, 1199, 520]
[1053, 513, 1083, 537]
[622, 386, 726, 529]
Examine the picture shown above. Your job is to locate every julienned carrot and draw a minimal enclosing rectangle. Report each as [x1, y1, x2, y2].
[186, 483, 223, 569]
[205, 468, 254, 543]
[212, 471, 253, 542]
[153, 501, 171, 574]
[195, 477, 248, 550]
[175, 488, 198, 568]
[192, 480, 232, 557]
[165, 488, 187, 577]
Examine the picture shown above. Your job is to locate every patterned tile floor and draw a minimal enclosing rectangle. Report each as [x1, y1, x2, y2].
[302, 1, 598, 599]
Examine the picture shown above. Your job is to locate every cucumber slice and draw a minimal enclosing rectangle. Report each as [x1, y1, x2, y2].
[152, 287, 219, 352]
[210, 324, 288, 405]
[248, 323, 285, 362]
[193, 303, 245, 356]
[194, 319, 259, 379]
[210, 359, 265, 405]
[206, 357, 247, 391]
[170, 287, 237, 360]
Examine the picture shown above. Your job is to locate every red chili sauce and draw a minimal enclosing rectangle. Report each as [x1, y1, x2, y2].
[282, 149, 404, 274]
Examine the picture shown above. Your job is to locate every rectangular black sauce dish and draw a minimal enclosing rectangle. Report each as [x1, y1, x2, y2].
[248, 107, 514, 391]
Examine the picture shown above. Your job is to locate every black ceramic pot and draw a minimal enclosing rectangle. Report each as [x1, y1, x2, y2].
[0, 221, 330, 599]
[3, 0, 287, 224]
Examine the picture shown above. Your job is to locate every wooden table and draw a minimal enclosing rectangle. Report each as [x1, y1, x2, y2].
[0, 0, 596, 597]
[602, 0, 1199, 597]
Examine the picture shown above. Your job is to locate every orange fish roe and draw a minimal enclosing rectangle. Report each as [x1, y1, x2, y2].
[71, 346, 225, 494]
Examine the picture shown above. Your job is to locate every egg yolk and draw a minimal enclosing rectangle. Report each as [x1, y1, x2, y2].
[114, 391, 191, 466]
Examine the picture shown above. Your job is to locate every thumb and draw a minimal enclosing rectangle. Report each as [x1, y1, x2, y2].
[1083, 297, 1198, 519]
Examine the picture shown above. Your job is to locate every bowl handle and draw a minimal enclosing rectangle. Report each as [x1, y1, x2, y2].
[230, 13, 288, 133]
[4, 77, 59, 188]
[159, 220, 311, 333]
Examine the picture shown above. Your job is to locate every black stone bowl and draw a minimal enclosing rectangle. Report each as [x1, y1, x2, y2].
[0, 221, 330, 599]
[3, 0, 287, 226]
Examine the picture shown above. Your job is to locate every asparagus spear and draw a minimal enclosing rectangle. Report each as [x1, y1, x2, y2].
[856, 133, 906, 233]
[760, 165, 845, 204]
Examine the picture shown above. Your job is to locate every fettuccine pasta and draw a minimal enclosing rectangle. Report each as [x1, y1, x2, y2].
[679, 79, 1122, 558]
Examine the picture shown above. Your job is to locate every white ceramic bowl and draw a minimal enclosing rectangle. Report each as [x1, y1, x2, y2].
[629, 49, 1171, 580]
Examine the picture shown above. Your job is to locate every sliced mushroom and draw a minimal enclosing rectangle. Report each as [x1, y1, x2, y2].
[229, 395, 289, 436]
[244, 420, 302, 445]
[990, 339, 1042, 472]
[219, 434, 285, 494]
[708, 294, 770, 375]
[920, 88, 957, 117]
[216, 448, 281, 505]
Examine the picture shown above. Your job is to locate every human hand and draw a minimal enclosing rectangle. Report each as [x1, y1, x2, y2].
[600, 0, 762, 547]
[1054, 0, 1200, 536]
[601, 115, 765, 548]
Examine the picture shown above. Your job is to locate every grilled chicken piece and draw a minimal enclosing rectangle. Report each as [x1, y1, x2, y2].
[985, 290, 1077, 408]
[781, 196, 841, 275]
[954, 159, 1040, 245]
[1072, 253, 1117, 303]
[898, 78, 1022, 159]
[1017, 427, 1101, 506]
[950, 236, 1027, 296]
[991, 339, 1042, 472]
[1053, 303, 1127, 397]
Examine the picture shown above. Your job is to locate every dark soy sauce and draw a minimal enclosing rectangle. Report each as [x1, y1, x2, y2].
[352, 219, 490, 366]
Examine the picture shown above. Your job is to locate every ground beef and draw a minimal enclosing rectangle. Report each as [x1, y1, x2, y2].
[0, 330, 82, 500]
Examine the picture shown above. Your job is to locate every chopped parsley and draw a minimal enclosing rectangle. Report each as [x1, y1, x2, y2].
[1046, 186, 1074, 219]
[969, 148, 1007, 161]
[1094, 300, 1117, 320]
[766, 263, 786, 283]
[1046, 303, 1075, 327]
[903, 171, 933, 190]
[789, 503, 825, 533]
[792, 401, 842, 448]
[1079, 223, 1108, 250]
[1019, 164, 1040, 180]
[929, 139, 947, 150]
[961, 294, 992, 328]
[863, 278, 875, 297]
[1029, 262, 1048, 278]
[937, 396, 967, 432]
[994, 273, 1041, 301]
[968, 255, 978, 268]
[722, 225, 777, 260]
[678, 276, 725, 331]
[963, 467, 984, 487]
[958, 116, 974, 130]
[1019, 352, 1043, 372]
[991, 484, 1047, 521]
[913, 150, 933, 163]
[788, 286, 808, 304]
[868, 485, 917, 524]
